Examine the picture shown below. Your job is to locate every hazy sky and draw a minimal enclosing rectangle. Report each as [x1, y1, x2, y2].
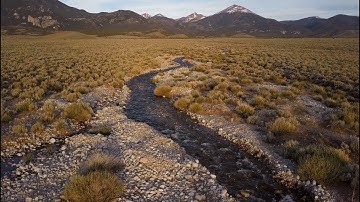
[60, 0, 359, 20]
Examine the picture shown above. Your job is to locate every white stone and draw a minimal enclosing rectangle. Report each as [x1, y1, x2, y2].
[49, 138, 56, 144]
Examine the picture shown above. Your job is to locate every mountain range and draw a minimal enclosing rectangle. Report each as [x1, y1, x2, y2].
[1, 0, 359, 37]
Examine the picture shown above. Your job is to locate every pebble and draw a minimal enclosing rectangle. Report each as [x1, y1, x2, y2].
[49, 138, 56, 144]
[195, 194, 206, 201]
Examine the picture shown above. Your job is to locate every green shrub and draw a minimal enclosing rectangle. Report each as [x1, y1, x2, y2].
[298, 147, 350, 184]
[236, 103, 255, 118]
[283, 140, 300, 159]
[79, 153, 124, 175]
[269, 117, 299, 136]
[63, 171, 124, 202]
[154, 85, 172, 98]
[63, 101, 94, 122]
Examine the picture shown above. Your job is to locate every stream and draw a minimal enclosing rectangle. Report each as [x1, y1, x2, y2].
[125, 57, 304, 201]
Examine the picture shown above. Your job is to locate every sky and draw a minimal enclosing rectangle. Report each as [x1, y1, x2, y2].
[60, 0, 359, 21]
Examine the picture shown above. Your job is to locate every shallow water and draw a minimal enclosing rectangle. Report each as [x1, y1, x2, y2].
[125, 58, 299, 201]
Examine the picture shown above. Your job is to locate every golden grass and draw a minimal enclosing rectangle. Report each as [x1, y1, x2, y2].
[63, 171, 124, 202]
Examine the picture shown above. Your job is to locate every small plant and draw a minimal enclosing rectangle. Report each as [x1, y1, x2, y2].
[21, 153, 34, 164]
[154, 85, 172, 98]
[246, 115, 258, 124]
[269, 117, 299, 136]
[174, 97, 190, 110]
[251, 96, 267, 109]
[298, 146, 350, 184]
[54, 119, 67, 135]
[188, 103, 202, 113]
[63, 101, 94, 122]
[283, 140, 300, 159]
[63, 171, 124, 202]
[15, 99, 36, 113]
[235, 103, 255, 118]
[31, 121, 45, 133]
[79, 153, 124, 176]
[89, 126, 112, 136]
[41, 101, 56, 123]
[12, 124, 28, 135]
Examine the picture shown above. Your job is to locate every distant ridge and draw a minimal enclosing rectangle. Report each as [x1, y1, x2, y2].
[1, 0, 358, 37]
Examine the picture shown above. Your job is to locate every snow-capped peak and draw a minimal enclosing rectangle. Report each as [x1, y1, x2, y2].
[154, 13, 165, 17]
[217, 4, 253, 14]
[179, 12, 206, 23]
[141, 13, 151, 19]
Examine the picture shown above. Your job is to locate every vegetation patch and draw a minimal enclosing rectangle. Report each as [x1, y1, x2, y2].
[62, 101, 94, 122]
[298, 146, 351, 184]
[269, 117, 299, 136]
[79, 153, 124, 175]
[63, 171, 124, 202]
[154, 85, 172, 98]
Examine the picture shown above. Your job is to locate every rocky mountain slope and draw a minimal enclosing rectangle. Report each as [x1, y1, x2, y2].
[1, 0, 358, 37]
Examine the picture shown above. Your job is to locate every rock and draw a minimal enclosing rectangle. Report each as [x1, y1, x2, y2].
[25, 197, 32, 202]
[279, 195, 294, 202]
[185, 175, 192, 181]
[33, 167, 40, 173]
[312, 180, 317, 186]
[240, 191, 250, 198]
[305, 180, 311, 186]
[192, 163, 199, 168]
[210, 174, 216, 179]
[49, 138, 56, 144]
[195, 194, 206, 201]
[139, 157, 149, 164]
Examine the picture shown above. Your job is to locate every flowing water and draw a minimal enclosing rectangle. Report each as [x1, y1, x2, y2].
[125, 58, 304, 201]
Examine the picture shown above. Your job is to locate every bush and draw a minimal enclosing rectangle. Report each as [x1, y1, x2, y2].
[63, 101, 94, 122]
[31, 122, 45, 133]
[89, 126, 112, 136]
[12, 124, 28, 135]
[283, 140, 300, 159]
[236, 103, 255, 118]
[188, 103, 202, 113]
[79, 153, 124, 175]
[251, 96, 267, 108]
[174, 97, 190, 110]
[15, 99, 36, 113]
[269, 117, 299, 136]
[41, 101, 55, 123]
[63, 171, 124, 202]
[298, 146, 350, 184]
[154, 85, 172, 98]
[54, 119, 67, 135]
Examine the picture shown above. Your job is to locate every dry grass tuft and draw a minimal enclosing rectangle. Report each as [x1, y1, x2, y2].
[63, 171, 124, 202]
[269, 117, 299, 136]
[154, 85, 172, 98]
[79, 153, 124, 175]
